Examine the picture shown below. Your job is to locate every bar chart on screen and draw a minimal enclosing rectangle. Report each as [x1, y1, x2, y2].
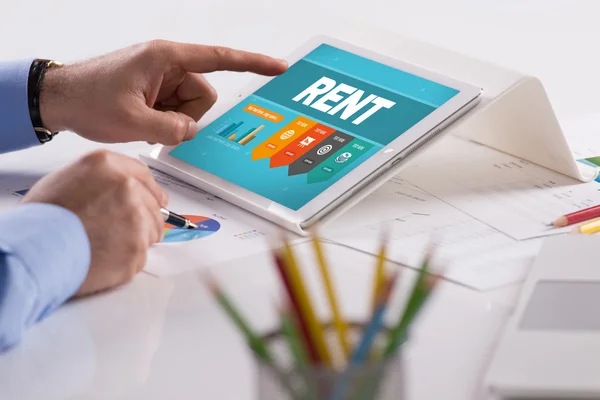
[214, 120, 266, 146]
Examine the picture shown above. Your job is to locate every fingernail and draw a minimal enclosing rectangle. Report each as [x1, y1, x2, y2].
[161, 191, 169, 206]
[278, 58, 288, 67]
[186, 120, 198, 141]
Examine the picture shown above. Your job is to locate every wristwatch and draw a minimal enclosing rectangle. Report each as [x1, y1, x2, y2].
[27, 59, 64, 143]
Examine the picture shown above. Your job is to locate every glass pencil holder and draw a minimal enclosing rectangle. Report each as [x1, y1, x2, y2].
[256, 323, 404, 400]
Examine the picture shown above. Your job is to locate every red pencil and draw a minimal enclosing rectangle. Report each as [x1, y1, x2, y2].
[272, 251, 320, 364]
[550, 204, 600, 227]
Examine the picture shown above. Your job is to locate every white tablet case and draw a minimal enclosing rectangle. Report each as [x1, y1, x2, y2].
[292, 26, 597, 235]
[142, 26, 597, 236]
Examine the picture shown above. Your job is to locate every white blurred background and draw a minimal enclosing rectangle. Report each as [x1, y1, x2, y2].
[1, 0, 598, 120]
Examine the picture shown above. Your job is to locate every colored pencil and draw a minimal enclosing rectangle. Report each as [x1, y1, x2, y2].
[278, 302, 321, 400]
[278, 303, 308, 368]
[209, 228, 444, 399]
[370, 231, 389, 311]
[550, 204, 600, 227]
[312, 233, 351, 360]
[282, 240, 332, 365]
[571, 217, 600, 234]
[329, 272, 399, 400]
[205, 276, 303, 399]
[204, 275, 272, 362]
[273, 251, 320, 363]
[351, 271, 399, 365]
[383, 250, 438, 358]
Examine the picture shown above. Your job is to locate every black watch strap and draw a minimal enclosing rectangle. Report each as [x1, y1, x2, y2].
[27, 59, 63, 143]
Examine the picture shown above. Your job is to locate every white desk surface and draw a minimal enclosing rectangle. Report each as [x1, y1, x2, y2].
[1, 1, 599, 398]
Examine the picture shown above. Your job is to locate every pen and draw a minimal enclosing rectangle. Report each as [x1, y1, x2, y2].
[160, 208, 198, 229]
[549, 204, 600, 227]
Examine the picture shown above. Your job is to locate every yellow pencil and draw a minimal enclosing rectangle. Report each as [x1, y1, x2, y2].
[282, 239, 332, 365]
[571, 217, 600, 234]
[311, 233, 351, 360]
[370, 232, 389, 311]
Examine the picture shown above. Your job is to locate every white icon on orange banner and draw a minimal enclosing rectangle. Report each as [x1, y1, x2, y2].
[298, 136, 316, 148]
[280, 130, 295, 140]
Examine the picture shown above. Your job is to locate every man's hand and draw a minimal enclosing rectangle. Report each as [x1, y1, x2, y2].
[22, 150, 167, 296]
[39, 40, 287, 145]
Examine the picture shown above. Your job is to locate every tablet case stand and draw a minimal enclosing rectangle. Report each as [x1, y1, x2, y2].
[142, 27, 597, 236]
[296, 26, 598, 236]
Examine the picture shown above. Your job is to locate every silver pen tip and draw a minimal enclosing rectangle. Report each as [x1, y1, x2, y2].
[188, 222, 198, 229]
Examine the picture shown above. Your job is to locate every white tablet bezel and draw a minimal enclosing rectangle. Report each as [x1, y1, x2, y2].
[150, 35, 482, 225]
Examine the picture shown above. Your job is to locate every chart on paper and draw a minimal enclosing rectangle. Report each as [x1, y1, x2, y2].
[562, 113, 600, 160]
[144, 169, 290, 277]
[398, 136, 600, 241]
[324, 175, 541, 290]
[162, 215, 221, 243]
[0, 173, 44, 211]
[562, 114, 600, 184]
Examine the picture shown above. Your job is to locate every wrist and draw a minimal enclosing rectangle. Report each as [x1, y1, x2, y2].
[39, 66, 70, 133]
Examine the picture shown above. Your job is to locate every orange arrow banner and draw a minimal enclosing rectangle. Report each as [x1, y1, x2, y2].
[251, 116, 317, 160]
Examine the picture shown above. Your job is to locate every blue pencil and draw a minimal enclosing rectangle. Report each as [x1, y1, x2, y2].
[350, 272, 399, 365]
[351, 307, 389, 365]
[329, 272, 399, 400]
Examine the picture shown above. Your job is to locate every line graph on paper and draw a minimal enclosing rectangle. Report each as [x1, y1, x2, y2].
[325, 175, 542, 290]
[398, 136, 600, 240]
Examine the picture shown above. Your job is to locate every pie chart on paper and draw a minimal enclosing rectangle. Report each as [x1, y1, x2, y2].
[162, 215, 221, 243]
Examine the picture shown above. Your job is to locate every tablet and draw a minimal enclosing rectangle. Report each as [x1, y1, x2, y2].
[145, 36, 482, 233]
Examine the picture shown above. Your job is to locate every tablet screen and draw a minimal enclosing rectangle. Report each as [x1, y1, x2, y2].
[169, 44, 459, 210]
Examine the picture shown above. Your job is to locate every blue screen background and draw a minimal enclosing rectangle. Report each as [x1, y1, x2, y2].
[169, 44, 458, 210]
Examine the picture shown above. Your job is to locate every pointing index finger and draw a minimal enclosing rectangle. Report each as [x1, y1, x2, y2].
[172, 43, 288, 76]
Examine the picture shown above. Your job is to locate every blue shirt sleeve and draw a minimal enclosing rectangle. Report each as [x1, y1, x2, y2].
[0, 59, 40, 153]
[0, 203, 91, 351]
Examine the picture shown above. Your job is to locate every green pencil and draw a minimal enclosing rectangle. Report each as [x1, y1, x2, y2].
[278, 303, 321, 400]
[383, 250, 438, 357]
[278, 303, 308, 368]
[205, 276, 272, 362]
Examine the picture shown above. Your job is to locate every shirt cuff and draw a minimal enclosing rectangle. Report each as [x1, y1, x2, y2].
[0, 59, 39, 153]
[0, 203, 90, 320]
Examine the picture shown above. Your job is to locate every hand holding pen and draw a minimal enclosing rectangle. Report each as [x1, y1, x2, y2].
[161, 208, 197, 229]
